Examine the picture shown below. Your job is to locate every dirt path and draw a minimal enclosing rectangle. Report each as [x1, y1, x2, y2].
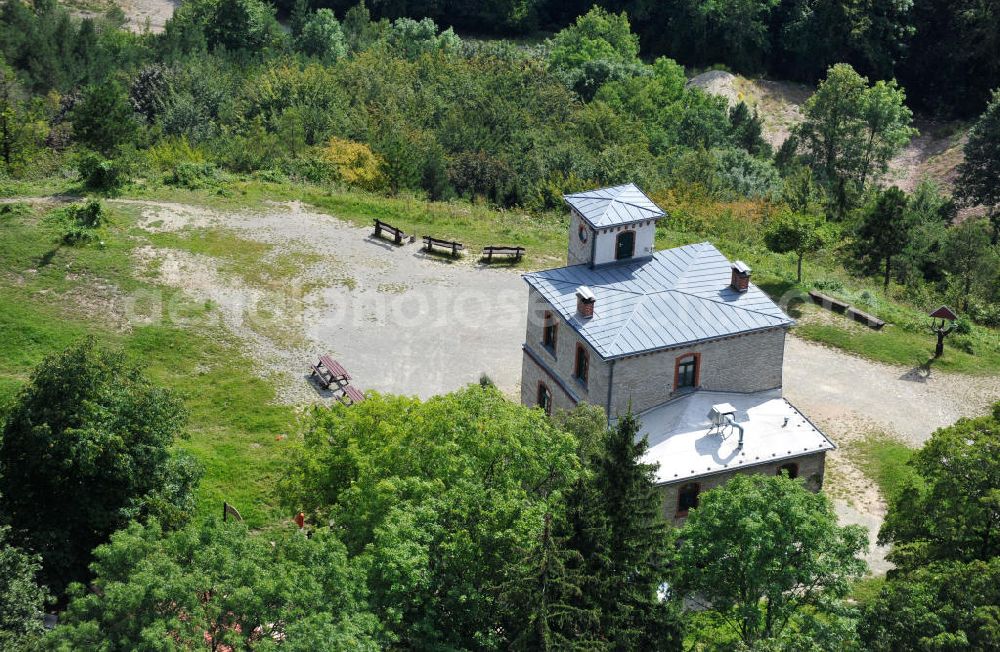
[118, 0, 178, 33]
[783, 336, 999, 446]
[783, 336, 999, 573]
[120, 199, 528, 403]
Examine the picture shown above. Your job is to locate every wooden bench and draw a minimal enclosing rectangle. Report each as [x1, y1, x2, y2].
[808, 290, 849, 314]
[846, 306, 886, 330]
[373, 219, 406, 245]
[310, 355, 351, 390]
[339, 385, 365, 405]
[482, 245, 525, 262]
[423, 235, 465, 257]
[809, 291, 886, 330]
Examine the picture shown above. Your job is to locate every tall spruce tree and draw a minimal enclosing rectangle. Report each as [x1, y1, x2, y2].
[592, 410, 683, 650]
[501, 512, 603, 650]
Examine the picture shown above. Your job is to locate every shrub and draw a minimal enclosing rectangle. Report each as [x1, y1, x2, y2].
[61, 198, 105, 244]
[77, 151, 130, 192]
[321, 137, 385, 190]
[165, 161, 222, 189]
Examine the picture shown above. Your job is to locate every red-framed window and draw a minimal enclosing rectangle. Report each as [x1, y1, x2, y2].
[677, 483, 700, 516]
[537, 382, 553, 416]
[574, 343, 589, 386]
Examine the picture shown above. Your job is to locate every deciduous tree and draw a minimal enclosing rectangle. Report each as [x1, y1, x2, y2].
[0, 340, 201, 593]
[879, 404, 1000, 569]
[862, 405, 1000, 651]
[941, 218, 997, 311]
[49, 519, 380, 649]
[765, 210, 828, 282]
[0, 526, 49, 652]
[297, 9, 349, 62]
[673, 474, 867, 649]
[280, 386, 580, 648]
[859, 558, 1000, 652]
[796, 64, 916, 216]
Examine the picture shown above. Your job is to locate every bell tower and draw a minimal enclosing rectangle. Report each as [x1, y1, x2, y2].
[564, 184, 666, 268]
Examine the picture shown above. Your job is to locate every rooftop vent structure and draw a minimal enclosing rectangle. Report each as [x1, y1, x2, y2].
[731, 261, 751, 293]
[576, 286, 596, 319]
[710, 402, 744, 448]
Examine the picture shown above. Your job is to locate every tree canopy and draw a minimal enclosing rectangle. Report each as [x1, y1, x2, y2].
[674, 473, 868, 648]
[0, 526, 49, 652]
[280, 385, 581, 648]
[0, 340, 201, 593]
[50, 519, 380, 650]
[860, 404, 1000, 651]
[795, 64, 916, 216]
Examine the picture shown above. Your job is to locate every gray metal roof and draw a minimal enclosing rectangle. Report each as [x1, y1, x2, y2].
[564, 183, 665, 228]
[639, 389, 835, 485]
[523, 242, 794, 359]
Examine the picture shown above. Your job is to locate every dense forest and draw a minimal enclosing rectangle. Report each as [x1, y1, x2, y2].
[296, 0, 999, 118]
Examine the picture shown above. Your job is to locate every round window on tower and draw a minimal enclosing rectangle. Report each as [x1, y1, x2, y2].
[578, 224, 589, 242]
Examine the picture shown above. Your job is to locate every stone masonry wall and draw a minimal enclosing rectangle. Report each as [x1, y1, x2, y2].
[522, 287, 610, 413]
[566, 211, 592, 267]
[657, 452, 826, 524]
[608, 327, 787, 416]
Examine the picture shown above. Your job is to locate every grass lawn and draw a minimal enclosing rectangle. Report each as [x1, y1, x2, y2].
[0, 200, 295, 527]
[843, 432, 918, 503]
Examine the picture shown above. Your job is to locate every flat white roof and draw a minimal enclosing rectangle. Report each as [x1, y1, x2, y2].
[637, 389, 835, 485]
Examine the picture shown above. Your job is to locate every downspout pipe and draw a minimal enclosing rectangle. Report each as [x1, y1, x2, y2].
[725, 414, 744, 448]
[605, 358, 616, 423]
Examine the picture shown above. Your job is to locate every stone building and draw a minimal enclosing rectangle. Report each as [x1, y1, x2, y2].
[519, 183, 835, 522]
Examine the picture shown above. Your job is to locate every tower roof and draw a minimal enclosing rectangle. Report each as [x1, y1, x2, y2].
[564, 183, 665, 229]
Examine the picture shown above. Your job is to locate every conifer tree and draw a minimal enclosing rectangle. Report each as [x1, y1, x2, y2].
[502, 512, 603, 650]
[558, 409, 683, 649]
[595, 409, 681, 649]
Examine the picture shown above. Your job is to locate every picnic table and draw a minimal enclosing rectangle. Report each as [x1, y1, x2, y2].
[423, 235, 465, 257]
[310, 355, 351, 390]
[339, 385, 365, 405]
[373, 219, 407, 245]
[482, 245, 525, 262]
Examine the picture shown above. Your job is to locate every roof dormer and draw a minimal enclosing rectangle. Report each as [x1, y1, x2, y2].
[564, 183, 666, 267]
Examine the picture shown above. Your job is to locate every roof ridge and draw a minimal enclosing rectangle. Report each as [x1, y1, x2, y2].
[662, 242, 711, 287]
[610, 199, 663, 214]
[667, 287, 789, 322]
[605, 293, 649, 354]
[529, 276, 646, 296]
[565, 183, 633, 198]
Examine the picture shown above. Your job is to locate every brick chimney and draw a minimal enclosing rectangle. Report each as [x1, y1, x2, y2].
[731, 261, 751, 293]
[576, 286, 596, 318]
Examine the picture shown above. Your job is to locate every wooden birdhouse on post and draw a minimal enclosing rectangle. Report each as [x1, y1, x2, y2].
[929, 306, 958, 358]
